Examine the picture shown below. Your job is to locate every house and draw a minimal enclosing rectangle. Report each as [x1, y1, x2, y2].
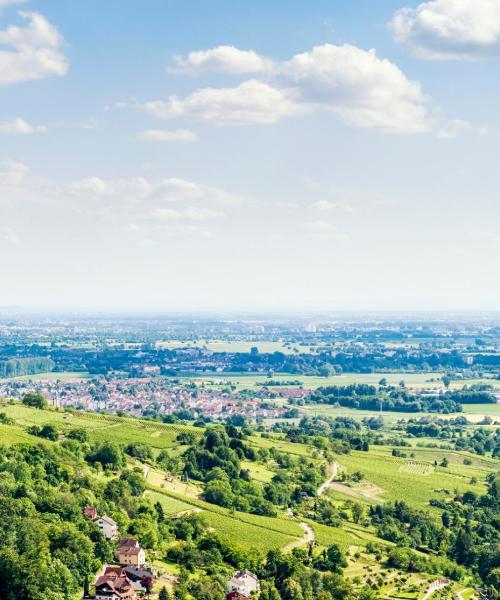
[226, 593, 249, 600]
[227, 569, 260, 598]
[95, 567, 136, 600]
[123, 566, 154, 593]
[97, 515, 119, 540]
[117, 538, 146, 567]
[83, 506, 98, 521]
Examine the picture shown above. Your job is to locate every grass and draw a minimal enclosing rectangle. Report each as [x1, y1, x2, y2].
[0, 422, 45, 446]
[333, 446, 491, 513]
[241, 460, 275, 483]
[146, 484, 303, 554]
[156, 340, 298, 354]
[0, 402, 202, 452]
[145, 490, 196, 516]
[177, 371, 500, 392]
[249, 433, 317, 458]
[4, 371, 91, 381]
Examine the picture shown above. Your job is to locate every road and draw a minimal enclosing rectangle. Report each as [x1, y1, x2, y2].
[317, 462, 338, 496]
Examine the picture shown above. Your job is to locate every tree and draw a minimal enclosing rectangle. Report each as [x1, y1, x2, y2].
[22, 392, 48, 409]
[159, 586, 171, 600]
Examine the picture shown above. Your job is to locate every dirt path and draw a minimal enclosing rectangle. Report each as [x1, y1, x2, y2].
[317, 462, 338, 496]
[283, 521, 315, 553]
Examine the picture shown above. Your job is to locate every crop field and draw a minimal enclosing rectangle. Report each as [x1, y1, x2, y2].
[334, 446, 491, 512]
[146, 485, 303, 553]
[462, 403, 500, 417]
[4, 371, 91, 381]
[0, 423, 45, 446]
[179, 372, 450, 391]
[249, 433, 317, 458]
[156, 339, 298, 354]
[145, 490, 197, 516]
[399, 461, 434, 476]
[0, 403, 202, 451]
[310, 520, 384, 551]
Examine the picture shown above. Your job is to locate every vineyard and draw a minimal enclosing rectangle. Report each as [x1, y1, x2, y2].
[399, 461, 434, 476]
[0, 402, 202, 452]
[146, 484, 305, 553]
[335, 446, 491, 513]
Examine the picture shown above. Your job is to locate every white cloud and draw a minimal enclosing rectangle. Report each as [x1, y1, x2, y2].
[141, 43, 430, 133]
[67, 174, 247, 207]
[281, 44, 430, 133]
[0, 11, 68, 85]
[0, 159, 29, 185]
[142, 79, 304, 125]
[392, 0, 500, 60]
[170, 45, 273, 75]
[437, 118, 488, 138]
[305, 220, 350, 241]
[137, 128, 198, 142]
[0, 117, 47, 134]
[68, 176, 152, 197]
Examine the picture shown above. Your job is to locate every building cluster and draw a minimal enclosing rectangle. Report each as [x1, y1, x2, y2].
[0, 377, 285, 420]
[226, 569, 260, 599]
[83, 508, 151, 600]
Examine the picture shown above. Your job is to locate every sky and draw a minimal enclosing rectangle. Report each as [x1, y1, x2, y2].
[0, 0, 499, 312]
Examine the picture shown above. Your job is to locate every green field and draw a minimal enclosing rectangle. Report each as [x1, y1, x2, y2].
[179, 371, 500, 393]
[0, 403, 202, 452]
[146, 485, 304, 553]
[4, 371, 91, 382]
[156, 339, 298, 354]
[333, 446, 492, 512]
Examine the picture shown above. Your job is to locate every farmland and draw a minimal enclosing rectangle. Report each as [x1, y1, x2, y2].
[332, 446, 492, 512]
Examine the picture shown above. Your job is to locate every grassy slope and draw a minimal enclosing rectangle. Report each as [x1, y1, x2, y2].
[333, 446, 493, 513]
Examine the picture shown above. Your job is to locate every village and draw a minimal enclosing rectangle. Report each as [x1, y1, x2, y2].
[0, 376, 306, 421]
[83, 507, 260, 600]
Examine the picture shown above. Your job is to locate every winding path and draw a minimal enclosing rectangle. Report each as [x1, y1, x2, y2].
[318, 462, 339, 496]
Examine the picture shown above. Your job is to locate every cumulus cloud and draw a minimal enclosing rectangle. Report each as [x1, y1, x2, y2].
[67, 174, 247, 207]
[170, 45, 273, 75]
[0, 11, 68, 85]
[137, 128, 198, 142]
[392, 0, 500, 60]
[142, 79, 304, 125]
[0, 117, 47, 134]
[141, 43, 431, 133]
[281, 44, 430, 133]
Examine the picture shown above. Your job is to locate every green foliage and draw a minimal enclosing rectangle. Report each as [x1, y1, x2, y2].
[22, 391, 48, 409]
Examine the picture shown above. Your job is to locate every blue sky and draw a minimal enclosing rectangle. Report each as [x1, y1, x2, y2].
[1, 0, 499, 311]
